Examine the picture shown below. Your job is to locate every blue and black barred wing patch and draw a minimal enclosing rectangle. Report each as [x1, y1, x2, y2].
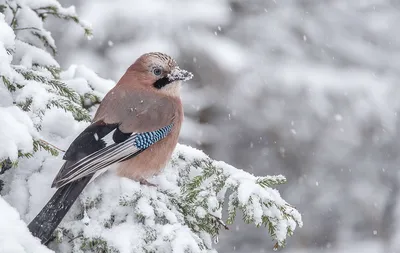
[53, 124, 174, 188]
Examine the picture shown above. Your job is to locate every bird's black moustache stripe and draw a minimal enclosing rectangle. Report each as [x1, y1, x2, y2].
[153, 77, 172, 89]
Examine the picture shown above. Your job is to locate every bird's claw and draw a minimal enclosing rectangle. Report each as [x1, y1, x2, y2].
[140, 179, 157, 187]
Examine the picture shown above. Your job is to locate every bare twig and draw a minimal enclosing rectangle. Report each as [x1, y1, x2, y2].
[68, 234, 83, 243]
[14, 26, 41, 31]
[39, 139, 66, 152]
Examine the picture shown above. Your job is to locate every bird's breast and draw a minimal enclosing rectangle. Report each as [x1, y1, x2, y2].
[116, 106, 183, 181]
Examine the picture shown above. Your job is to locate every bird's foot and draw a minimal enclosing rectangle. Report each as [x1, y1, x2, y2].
[140, 179, 157, 187]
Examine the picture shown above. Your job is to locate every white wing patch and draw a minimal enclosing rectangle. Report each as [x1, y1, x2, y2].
[102, 129, 117, 146]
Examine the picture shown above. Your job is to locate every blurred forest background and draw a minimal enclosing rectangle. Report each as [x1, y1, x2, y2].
[49, 0, 400, 252]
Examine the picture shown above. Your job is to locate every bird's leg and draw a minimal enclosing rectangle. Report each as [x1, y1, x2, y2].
[139, 179, 157, 187]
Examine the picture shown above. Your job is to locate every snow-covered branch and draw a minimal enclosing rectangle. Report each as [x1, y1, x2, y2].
[50, 145, 302, 252]
[0, 1, 302, 253]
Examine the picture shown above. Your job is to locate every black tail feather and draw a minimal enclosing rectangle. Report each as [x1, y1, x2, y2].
[28, 176, 92, 245]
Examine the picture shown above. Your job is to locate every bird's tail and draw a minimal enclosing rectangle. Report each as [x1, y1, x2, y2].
[28, 176, 91, 245]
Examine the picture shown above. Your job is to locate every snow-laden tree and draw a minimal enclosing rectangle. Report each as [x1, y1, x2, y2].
[0, 1, 302, 252]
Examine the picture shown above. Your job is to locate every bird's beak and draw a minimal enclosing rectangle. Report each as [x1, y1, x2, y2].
[168, 67, 193, 82]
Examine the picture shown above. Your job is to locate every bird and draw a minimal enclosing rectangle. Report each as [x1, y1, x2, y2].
[27, 52, 193, 245]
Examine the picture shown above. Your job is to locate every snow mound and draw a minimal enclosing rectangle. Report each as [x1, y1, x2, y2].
[0, 196, 54, 253]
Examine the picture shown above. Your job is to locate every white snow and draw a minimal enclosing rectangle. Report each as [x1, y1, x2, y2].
[168, 67, 193, 82]
[16, 6, 56, 51]
[61, 64, 114, 98]
[15, 78, 55, 111]
[24, 0, 68, 11]
[0, 196, 54, 253]
[0, 106, 36, 160]
[0, 13, 15, 78]
[0, 14, 15, 48]
[14, 40, 59, 68]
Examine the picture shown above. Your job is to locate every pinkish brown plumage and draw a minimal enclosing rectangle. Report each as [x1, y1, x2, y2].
[28, 52, 192, 244]
[93, 53, 185, 180]
[116, 96, 183, 180]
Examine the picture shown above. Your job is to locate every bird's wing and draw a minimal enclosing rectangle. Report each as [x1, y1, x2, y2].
[52, 87, 177, 188]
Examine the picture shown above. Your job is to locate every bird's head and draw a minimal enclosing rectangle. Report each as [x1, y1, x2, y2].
[127, 52, 193, 97]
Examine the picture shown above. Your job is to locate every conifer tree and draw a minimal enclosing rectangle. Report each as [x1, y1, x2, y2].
[0, 1, 302, 252]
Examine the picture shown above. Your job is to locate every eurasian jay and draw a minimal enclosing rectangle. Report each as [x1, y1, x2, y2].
[28, 52, 193, 244]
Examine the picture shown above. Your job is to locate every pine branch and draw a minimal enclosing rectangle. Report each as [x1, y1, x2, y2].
[33, 139, 61, 156]
[256, 175, 287, 188]
[47, 98, 91, 122]
[1, 75, 17, 92]
[56, 146, 302, 252]
[16, 68, 80, 103]
[0, 158, 12, 175]
[31, 31, 57, 55]
[8, 3, 20, 29]
[14, 26, 41, 31]
[0, 1, 95, 170]
[33, 6, 92, 38]
[0, 4, 7, 13]
[177, 154, 302, 249]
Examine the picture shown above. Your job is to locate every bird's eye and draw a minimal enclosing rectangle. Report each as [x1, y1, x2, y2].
[153, 68, 162, 76]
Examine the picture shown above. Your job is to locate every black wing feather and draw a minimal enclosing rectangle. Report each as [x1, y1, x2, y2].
[29, 121, 172, 245]
[63, 122, 119, 161]
[52, 122, 129, 188]
[28, 121, 131, 244]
